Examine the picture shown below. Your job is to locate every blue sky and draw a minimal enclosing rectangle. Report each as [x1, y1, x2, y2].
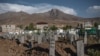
[0, 0, 100, 18]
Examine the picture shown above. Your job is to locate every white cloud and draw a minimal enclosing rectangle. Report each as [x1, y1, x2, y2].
[0, 3, 77, 15]
[87, 5, 100, 13]
[87, 5, 100, 17]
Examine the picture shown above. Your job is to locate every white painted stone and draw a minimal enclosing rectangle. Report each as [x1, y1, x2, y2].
[84, 32, 87, 44]
[55, 35, 58, 41]
[70, 34, 74, 44]
[77, 40, 84, 56]
[49, 31, 55, 56]
[37, 33, 42, 44]
[75, 34, 79, 40]
[19, 35, 25, 43]
[34, 33, 38, 42]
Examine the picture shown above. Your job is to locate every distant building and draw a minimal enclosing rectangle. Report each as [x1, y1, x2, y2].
[1, 25, 16, 32]
[1, 25, 23, 33]
[84, 22, 93, 30]
[56, 24, 65, 28]
[36, 22, 48, 30]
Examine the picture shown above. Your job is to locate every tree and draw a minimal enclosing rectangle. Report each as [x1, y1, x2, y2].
[24, 23, 36, 30]
[49, 25, 58, 38]
[28, 23, 34, 30]
[94, 22, 98, 28]
[17, 25, 23, 29]
[25, 26, 29, 30]
[94, 22, 100, 43]
[62, 25, 69, 30]
[49, 25, 58, 31]
[79, 28, 85, 37]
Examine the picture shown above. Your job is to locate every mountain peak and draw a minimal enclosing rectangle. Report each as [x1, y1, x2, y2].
[51, 8, 60, 12]
[48, 8, 63, 18]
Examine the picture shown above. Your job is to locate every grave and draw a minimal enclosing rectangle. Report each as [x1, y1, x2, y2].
[34, 33, 38, 42]
[77, 40, 84, 56]
[75, 34, 79, 41]
[49, 31, 55, 56]
[37, 33, 42, 44]
[18, 35, 25, 44]
[70, 34, 74, 44]
[84, 32, 87, 44]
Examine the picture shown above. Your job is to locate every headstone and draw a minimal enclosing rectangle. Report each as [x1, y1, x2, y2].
[19, 35, 25, 43]
[15, 34, 18, 39]
[77, 40, 84, 56]
[31, 35, 34, 41]
[34, 33, 38, 42]
[31, 32, 35, 41]
[8, 34, 12, 39]
[55, 35, 58, 41]
[75, 34, 79, 40]
[46, 32, 49, 41]
[84, 32, 87, 44]
[37, 33, 42, 44]
[70, 34, 74, 44]
[49, 31, 55, 56]
[98, 25, 100, 30]
[42, 32, 46, 42]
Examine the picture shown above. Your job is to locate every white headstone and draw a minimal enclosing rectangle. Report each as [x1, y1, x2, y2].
[19, 35, 25, 43]
[34, 33, 38, 42]
[70, 34, 74, 44]
[42, 32, 46, 42]
[98, 25, 100, 30]
[31, 35, 34, 41]
[37, 33, 42, 44]
[75, 34, 79, 40]
[77, 40, 84, 56]
[55, 35, 58, 41]
[84, 32, 87, 44]
[49, 31, 55, 56]
[15, 34, 18, 39]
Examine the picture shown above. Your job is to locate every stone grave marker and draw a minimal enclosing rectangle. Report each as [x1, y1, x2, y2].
[70, 34, 74, 44]
[37, 33, 42, 44]
[19, 35, 25, 44]
[84, 32, 87, 44]
[49, 31, 55, 56]
[77, 40, 84, 56]
[34, 33, 38, 42]
[75, 34, 79, 40]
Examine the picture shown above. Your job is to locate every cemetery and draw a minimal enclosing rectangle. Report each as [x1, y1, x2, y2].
[0, 23, 100, 56]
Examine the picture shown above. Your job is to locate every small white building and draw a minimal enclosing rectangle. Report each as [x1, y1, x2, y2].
[84, 22, 93, 30]
[1, 25, 23, 34]
[1, 25, 16, 32]
[36, 22, 48, 30]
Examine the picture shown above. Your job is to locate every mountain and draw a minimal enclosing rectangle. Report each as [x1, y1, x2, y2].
[0, 11, 30, 25]
[0, 9, 99, 26]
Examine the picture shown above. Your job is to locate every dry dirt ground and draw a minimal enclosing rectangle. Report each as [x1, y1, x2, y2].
[0, 38, 77, 56]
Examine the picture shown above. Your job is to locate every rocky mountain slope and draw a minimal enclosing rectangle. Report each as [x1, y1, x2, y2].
[0, 9, 100, 26]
